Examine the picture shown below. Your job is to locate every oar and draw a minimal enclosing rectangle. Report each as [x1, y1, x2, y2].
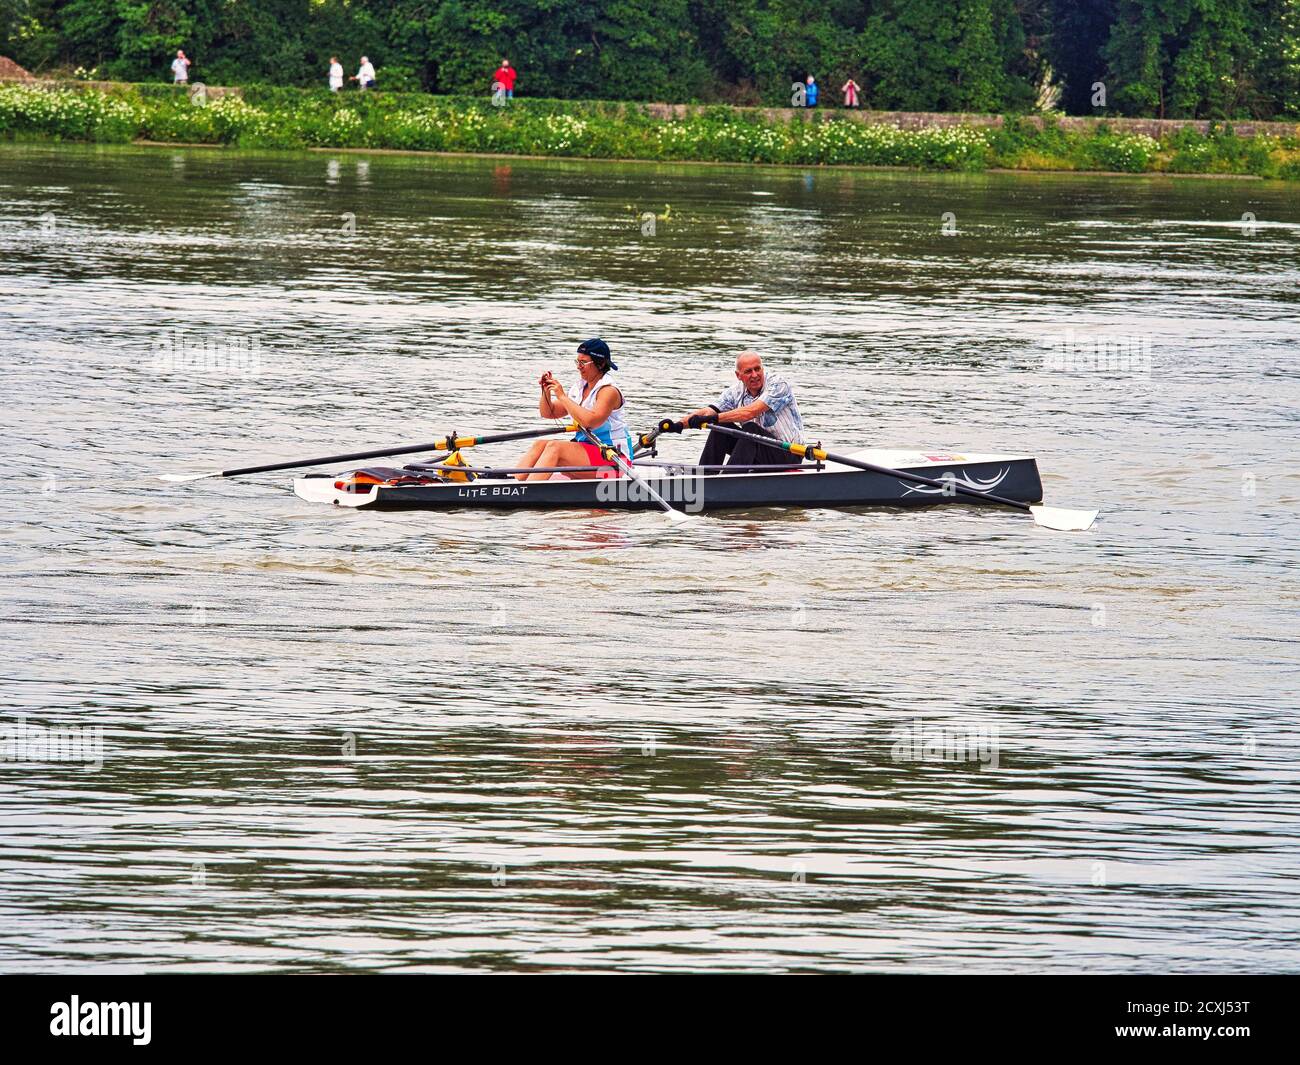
[159, 424, 578, 483]
[702, 423, 1097, 532]
[543, 383, 691, 526]
[582, 430, 694, 528]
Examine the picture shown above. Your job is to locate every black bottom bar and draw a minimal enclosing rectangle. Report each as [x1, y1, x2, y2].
[2, 974, 1289, 1051]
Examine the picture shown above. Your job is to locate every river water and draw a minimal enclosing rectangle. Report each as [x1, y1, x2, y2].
[1, 144, 1296, 973]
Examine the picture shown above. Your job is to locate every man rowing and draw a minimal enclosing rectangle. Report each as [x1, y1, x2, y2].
[675, 351, 805, 471]
[514, 338, 633, 481]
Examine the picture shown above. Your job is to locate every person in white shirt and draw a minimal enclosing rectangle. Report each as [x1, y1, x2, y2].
[328, 57, 344, 92]
[350, 57, 376, 90]
[675, 351, 806, 471]
[171, 50, 190, 84]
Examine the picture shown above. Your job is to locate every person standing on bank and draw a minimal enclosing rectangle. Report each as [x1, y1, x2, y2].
[171, 50, 191, 84]
[805, 75, 819, 107]
[492, 59, 517, 98]
[842, 77, 861, 108]
[678, 351, 805, 471]
[351, 56, 376, 90]
[328, 57, 344, 92]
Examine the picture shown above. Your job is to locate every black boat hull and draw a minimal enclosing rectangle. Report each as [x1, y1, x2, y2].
[295, 456, 1044, 514]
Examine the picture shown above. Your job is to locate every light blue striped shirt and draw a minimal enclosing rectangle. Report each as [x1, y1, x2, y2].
[714, 374, 804, 443]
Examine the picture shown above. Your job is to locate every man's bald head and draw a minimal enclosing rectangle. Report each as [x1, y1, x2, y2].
[734, 351, 765, 395]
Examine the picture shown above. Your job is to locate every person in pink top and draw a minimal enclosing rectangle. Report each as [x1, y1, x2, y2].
[492, 59, 517, 98]
[842, 78, 861, 108]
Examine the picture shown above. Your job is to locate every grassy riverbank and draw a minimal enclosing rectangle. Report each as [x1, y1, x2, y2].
[3, 82, 1298, 179]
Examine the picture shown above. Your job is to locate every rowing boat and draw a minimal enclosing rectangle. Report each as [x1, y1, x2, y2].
[292, 449, 1044, 513]
[161, 420, 1093, 529]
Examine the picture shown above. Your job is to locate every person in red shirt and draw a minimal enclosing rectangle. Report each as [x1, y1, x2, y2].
[492, 59, 517, 99]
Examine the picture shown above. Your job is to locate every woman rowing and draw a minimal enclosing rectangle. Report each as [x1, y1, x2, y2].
[514, 338, 634, 481]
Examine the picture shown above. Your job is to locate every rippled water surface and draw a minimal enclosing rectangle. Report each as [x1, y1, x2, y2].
[1, 144, 1297, 972]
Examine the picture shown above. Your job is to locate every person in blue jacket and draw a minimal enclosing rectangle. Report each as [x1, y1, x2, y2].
[805, 75, 819, 107]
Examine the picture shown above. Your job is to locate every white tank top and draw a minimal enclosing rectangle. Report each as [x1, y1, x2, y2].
[570, 375, 633, 455]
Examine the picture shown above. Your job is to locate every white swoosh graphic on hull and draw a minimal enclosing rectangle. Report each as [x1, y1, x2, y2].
[899, 467, 1010, 496]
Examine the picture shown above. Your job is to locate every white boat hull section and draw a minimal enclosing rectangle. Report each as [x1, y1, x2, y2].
[293, 477, 376, 508]
[843, 449, 1030, 469]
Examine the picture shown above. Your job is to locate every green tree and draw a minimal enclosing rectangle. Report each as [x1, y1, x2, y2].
[4, 0, 1295, 119]
[1103, 0, 1264, 118]
[1263, 0, 1300, 115]
[863, 0, 1030, 111]
[1, 0, 59, 69]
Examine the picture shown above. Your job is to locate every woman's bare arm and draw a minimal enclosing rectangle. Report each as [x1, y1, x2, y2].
[556, 385, 620, 431]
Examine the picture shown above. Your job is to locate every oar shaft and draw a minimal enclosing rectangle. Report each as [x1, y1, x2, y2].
[404, 463, 610, 475]
[706, 424, 1032, 513]
[585, 433, 688, 520]
[219, 424, 575, 478]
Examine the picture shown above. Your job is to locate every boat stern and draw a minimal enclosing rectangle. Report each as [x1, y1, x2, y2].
[844, 449, 1043, 505]
[293, 474, 379, 508]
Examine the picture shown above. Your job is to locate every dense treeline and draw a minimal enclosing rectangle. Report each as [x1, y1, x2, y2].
[3, 0, 1299, 118]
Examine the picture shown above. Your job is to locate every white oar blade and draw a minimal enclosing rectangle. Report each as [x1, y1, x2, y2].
[158, 471, 222, 483]
[614, 459, 697, 527]
[1029, 505, 1098, 532]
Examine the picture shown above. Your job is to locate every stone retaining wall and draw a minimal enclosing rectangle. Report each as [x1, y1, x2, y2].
[643, 102, 1299, 137]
